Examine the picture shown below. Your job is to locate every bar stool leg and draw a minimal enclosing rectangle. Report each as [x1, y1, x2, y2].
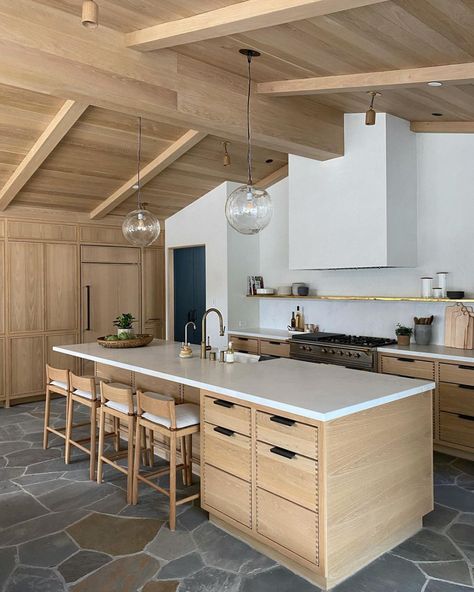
[132, 419, 142, 505]
[97, 407, 106, 485]
[64, 394, 74, 464]
[147, 429, 154, 467]
[169, 431, 177, 531]
[89, 402, 98, 481]
[43, 387, 52, 450]
[126, 415, 135, 505]
[181, 437, 188, 486]
[186, 434, 193, 486]
[113, 417, 120, 452]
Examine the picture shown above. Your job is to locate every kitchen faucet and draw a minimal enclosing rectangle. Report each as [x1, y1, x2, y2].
[201, 308, 225, 359]
[184, 321, 196, 346]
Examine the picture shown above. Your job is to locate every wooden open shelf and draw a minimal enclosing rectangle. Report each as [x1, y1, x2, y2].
[246, 295, 474, 303]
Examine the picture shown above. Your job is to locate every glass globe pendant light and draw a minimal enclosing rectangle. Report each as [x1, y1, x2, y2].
[225, 49, 273, 235]
[122, 117, 161, 247]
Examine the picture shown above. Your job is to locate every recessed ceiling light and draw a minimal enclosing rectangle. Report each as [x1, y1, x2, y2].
[427, 81, 443, 87]
[265, 158, 274, 164]
[432, 113, 443, 117]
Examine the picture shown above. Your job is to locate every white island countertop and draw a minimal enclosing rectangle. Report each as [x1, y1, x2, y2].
[228, 328, 293, 341]
[54, 341, 434, 422]
[378, 343, 474, 363]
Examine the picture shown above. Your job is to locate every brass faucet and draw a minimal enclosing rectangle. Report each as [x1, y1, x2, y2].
[201, 308, 225, 359]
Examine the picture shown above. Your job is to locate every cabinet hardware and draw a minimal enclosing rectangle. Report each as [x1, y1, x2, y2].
[213, 399, 234, 408]
[268, 341, 281, 345]
[458, 414, 474, 422]
[270, 446, 296, 459]
[396, 357, 415, 363]
[459, 365, 474, 371]
[458, 384, 474, 390]
[85, 285, 91, 331]
[270, 415, 295, 427]
[237, 337, 249, 341]
[214, 426, 235, 437]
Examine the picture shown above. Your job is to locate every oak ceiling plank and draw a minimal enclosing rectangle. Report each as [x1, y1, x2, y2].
[257, 62, 474, 95]
[0, 99, 88, 211]
[410, 121, 474, 133]
[89, 129, 207, 219]
[257, 164, 289, 188]
[126, 0, 388, 51]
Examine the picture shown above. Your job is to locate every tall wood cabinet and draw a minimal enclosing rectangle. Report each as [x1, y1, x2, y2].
[0, 215, 165, 407]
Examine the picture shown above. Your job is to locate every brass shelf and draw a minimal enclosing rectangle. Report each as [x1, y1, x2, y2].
[246, 295, 474, 303]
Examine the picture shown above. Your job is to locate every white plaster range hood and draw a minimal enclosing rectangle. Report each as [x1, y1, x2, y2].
[289, 113, 417, 270]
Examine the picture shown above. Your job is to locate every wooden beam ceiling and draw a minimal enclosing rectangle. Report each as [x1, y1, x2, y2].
[0, 99, 87, 211]
[410, 121, 474, 133]
[89, 129, 207, 219]
[125, 0, 388, 51]
[257, 164, 289, 189]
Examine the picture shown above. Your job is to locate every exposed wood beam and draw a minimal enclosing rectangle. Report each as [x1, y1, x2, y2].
[0, 1, 343, 160]
[126, 0, 387, 51]
[257, 164, 289, 189]
[410, 121, 474, 133]
[90, 130, 207, 219]
[0, 100, 87, 211]
[257, 62, 474, 96]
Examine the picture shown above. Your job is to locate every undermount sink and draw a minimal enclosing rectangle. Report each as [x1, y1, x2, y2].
[233, 352, 273, 363]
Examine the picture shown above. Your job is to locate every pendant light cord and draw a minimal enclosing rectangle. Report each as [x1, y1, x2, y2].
[246, 54, 253, 188]
[136, 116, 143, 210]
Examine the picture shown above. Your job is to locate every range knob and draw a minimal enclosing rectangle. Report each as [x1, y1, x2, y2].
[345, 351, 352, 357]
[329, 349, 335, 355]
[321, 348, 327, 354]
[338, 350, 345, 356]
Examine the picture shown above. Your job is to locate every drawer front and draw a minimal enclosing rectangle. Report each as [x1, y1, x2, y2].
[256, 488, 318, 565]
[259, 339, 290, 358]
[256, 442, 318, 510]
[439, 411, 474, 449]
[256, 411, 318, 459]
[229, 335, 259, 354]
[439, 363, 474, 387]
[439, 382, 474, 418]
[380, 355, 434, 380]
[203, 464, 251, 528]
[203, 394, 251, 436]
[203, 422, 251, 481]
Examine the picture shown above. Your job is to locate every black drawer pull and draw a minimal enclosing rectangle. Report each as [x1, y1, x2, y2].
[270, 446, 296, 459]
[213, 399, 234, 409]
[268, 340, 282, 345]
[458, 384, 474, 391]
[459, 414, 474, 422]
[270, 415, 295, 427]
[237, 337, 249, 341]
[458, 365, 474, 371]
[214, 426, 235, 437]
[397, 357, 415, 363]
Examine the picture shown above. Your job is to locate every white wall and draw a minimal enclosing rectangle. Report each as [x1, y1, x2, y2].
[258, 132, 474, 343]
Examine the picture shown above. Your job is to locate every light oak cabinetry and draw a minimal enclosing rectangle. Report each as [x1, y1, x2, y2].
[379, 353, 474, 458]
[45, 243, 78, 332]
[201, 388, 432, 590]
[229, 334, 290, 358]
[10, 336, 44, 399]
[142, 247, 165, 339]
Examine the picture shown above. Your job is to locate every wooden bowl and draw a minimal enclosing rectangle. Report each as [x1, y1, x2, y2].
[97, 334, 154, 348]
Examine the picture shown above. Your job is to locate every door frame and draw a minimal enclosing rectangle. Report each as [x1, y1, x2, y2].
[167, 244, 205, 342]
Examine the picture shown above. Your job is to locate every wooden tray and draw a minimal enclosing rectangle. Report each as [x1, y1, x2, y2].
[97, 334, 154, 348]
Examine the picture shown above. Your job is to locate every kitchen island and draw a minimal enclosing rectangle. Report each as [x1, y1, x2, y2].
[54, 340, 434, 590]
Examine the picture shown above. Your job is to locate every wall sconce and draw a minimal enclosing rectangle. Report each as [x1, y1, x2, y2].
[365, 91, 381, 126]
[223, 141, 231, 167]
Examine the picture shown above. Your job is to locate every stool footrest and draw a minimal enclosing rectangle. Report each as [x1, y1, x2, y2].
[176, 493, 200, 506]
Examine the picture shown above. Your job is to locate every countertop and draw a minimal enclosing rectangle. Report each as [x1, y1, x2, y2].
[54, 341, 434, 422]
[228, 328, 294, 341]
[378, 343, 474, 363]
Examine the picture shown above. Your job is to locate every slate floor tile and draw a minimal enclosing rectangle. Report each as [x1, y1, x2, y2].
[457, 474, 474, 492]
[393, 529, 462, 562]
[142, 581, 179, 592]
[0, 547, 16, 590]
[420, 560, 473, 586]
[435, 486, 474, 512]
[240, 566, 319, 592]
[18, 531, 78, 567]
[147, 525, 196, 560]
[36, 480, 116, 511]
[5, 566, 65, 592]
[424, 504, 460, 532]
[178, 506, 208, 532]
[12, 472, 64, 486]
[0, 480, 21, 494]
[58, 550, 112, 583]
[178, 567, 241, 592]
[436, 464, 463, 485]
[0, 491, 49, 529]
[0, 441, 32, 455]
[453, 459, 474, 477]
[6, 447, 61, 468]
[157, 552, 204, 580]
[425, 580, 474, 592]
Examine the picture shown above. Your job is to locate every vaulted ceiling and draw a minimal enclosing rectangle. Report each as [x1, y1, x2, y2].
[1, 0, 474, 220]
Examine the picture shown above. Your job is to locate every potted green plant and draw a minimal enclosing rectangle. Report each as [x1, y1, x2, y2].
[395, 323, 413, 346]
[113, 313, 137, 339]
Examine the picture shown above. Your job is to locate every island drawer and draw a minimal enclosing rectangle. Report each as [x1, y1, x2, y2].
[439, 382, 474, 417]
[256, 411, 318, 460]
[203, 464, 251, 528]
[228, 335, 259, 354]
[259, 339, 290, 358]
[379, 355, 434, 380]
[439, 363, 474, 387]
[256, 442, 318, 511]
[256, 488, 319, 565]
[203, 422, 251, 482]
[203, 394, 251, 436]
[439, 412, 474, 449]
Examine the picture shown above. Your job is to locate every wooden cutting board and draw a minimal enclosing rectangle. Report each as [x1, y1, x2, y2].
[445, 305, 461, 347]
[454, 311, 470, 349]
[445, 304, 474, 349]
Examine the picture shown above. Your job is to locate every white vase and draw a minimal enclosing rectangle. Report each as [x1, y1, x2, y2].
[117, 328, 134, 339]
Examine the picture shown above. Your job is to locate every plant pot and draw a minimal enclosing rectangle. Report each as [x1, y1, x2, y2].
[397, 335, 411, 346]
[414, 325, 432, 346]
[117, 328, 134, 339]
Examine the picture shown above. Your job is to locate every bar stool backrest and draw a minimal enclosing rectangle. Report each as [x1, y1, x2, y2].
[45, 365, 70, 390]
[70, 373, 98, 400]
[137, 390, 176, 429]
[100, 381, 134, 414]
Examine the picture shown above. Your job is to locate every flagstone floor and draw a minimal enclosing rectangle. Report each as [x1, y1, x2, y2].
[0, 398, 473, 591]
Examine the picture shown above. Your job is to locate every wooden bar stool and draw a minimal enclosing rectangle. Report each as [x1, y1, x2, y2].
[97, 382, 149, 504]
[43, 365, 71, 449]
[132, 390, 200, 530]
[65, 373, 103, 480]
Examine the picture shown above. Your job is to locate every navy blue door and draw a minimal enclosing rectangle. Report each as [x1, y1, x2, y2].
[174, 246, 206, 344]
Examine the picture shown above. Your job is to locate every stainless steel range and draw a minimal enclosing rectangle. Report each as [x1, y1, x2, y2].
[290, 332, 396, 372]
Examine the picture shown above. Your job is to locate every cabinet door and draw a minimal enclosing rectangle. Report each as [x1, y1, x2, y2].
[10, 336, 44, 398]
[9, 242, 44, 333]
[46, 334, 79, 374]
[45, 243, 78, 331]
[0, 338, 4, 403]
[143, 248, 165, 332]
[0, 242, 4, 335]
